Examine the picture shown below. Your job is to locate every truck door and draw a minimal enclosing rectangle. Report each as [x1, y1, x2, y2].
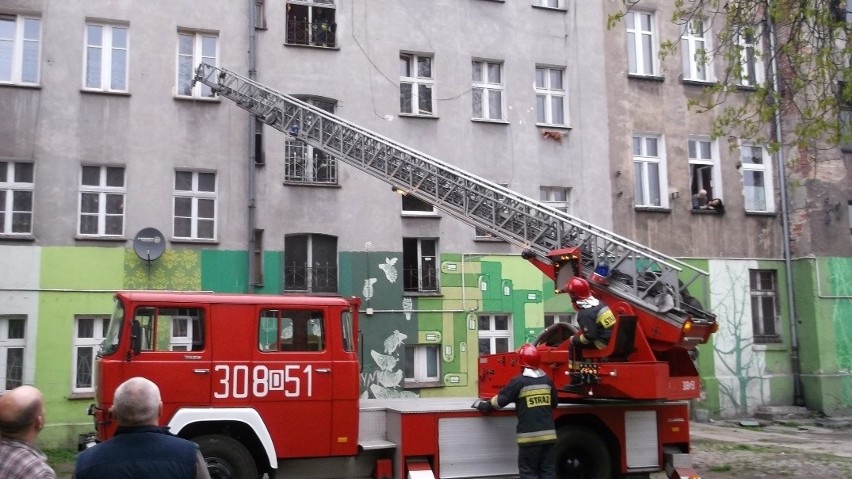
[127, 305, 212, 416]
[252, 307, 334, 458]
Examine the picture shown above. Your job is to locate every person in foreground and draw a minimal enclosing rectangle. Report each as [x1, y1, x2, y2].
[475, 344, 558, 479]
[73, 376, 211, 479]
[0, 384, 57, 479]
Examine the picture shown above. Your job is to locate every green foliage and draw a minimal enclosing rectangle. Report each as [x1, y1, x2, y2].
[609, 0, 852, 153]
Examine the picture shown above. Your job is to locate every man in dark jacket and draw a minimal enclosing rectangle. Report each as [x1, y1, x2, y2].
[475, 344, 558, 479]
[73, 377, 210, 479]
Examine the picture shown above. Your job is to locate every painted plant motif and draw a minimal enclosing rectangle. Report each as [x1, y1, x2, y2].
[379, 257, 398, 283]
[362, 277, 378, 300]
[360, 330, 417, 399]
[402, 297, 413, 321]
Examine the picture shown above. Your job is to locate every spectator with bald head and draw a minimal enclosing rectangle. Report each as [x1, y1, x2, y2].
[73, 377, 210, 479]
[0, 384, 57, 479]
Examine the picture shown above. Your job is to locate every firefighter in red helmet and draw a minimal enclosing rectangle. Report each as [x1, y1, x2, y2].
[475, 344, 557, 478]
[565, 276, 616, 355]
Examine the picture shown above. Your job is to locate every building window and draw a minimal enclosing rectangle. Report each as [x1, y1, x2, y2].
[0, 15, 41, 85]
[403, 238, 438, 292]
[478, 314, 511, 355]
[285, 0, 336, 48]
[254, 0, 268, 29]
[472, 60, 504, 121]
[540, 186, 571, 214]
[544, 313, 575, 328]
[173, 170, 217, 240]
[73, 316, 109, 393]
[0, 161, 34, 236]
[740, 144, 775, 213]
[534, 0, 562, 9]
[735, 27, 764, 87]
[285, 97, 338, 185]
[0, 315, 25, 391]
[79, 165, 125, 237]
[401, 194, 436, 216]
[284, 234, 338, 293]
[399, 53, 435, 116]
[404, 344, 440, 385]
[633, 134, 667, 208]
[688, 137, 721, 206]
[84, 23, 128, 92]
[133, 307, 204, 352]
[252, 229, 264, 287]
[848, 201, 852, 234]
[258, 309, 325, 352]
[750, 270, 781, 343]
[626, 11, 657, 76]
[535, 67, 566, 126]
[681, 18, 713, 82]
[176, 31, 217, 98]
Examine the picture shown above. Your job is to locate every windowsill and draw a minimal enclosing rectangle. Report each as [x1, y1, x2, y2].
[81, 89, 131, 97]
[75, 235, 128, 242]
[282, 180, 341, 188]
[532, 5, 567, 12]
[471, 118, 509, 125]
[403, 291, 443, 297]
[283, 42, 340, 51]
[0, 234, 36, 242]
[399, 113, 439, 120]
[0, 82, 41, 90]
[404, 381, 443, 389]
[402, 212, 441, 218]
[170, 238, 219, 244]
[690, 209, 723, 215]
[627, 74, 664, 82]
[681, 79, 718, 87]
[68, 392, 95, 400]
[474, 236, 508, 243]
[536, 123, 571, 130]
[744, 210, 777, 217]
[735, 84, 759, 92]
[282, 290, 339, 296]
[634, 206, 671, 213]
[173, 95, 221, 103]
[752, 341, 786, 351]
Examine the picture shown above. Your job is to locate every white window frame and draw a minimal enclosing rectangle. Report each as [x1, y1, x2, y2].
[544, 313, 575, 328]
[404, 344, 441, 385]
[735, 27, 764, 87]
[540, 186, 571, 214]
[534, 0, 562, 9]
[740, 144, 775, 213]
[173, 170, 217, 240]
[681, 18, 713, 82]
[169, 316, 194, 351]
[399, 53, 435, 116]
[535, 66, 566, 126]
[176, 31, 218, 98]
[478, 314, 512, 355]
[0, 161, 34, 236]
[632, 134, 668, 208]
[472, 59, 505, 121]
[1, 315, 26, 392]
[687, 137, 722, 203]
[284, 97, 338, 184]
[73, 316, 109, 394]
[83, 23, 129, 92]
[78, 165, 126, 237]
[626, 10, 657, 76]
[0, 14, 41, 85]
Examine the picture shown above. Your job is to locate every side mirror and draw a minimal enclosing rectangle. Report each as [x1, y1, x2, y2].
[130, 320, 142, 357]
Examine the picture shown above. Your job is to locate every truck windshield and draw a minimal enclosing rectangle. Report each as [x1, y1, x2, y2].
[99, 298, 125, 356]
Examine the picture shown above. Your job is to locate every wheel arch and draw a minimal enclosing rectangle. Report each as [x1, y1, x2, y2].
[168, 408, 276, 473]
[554, 413, 622, 475]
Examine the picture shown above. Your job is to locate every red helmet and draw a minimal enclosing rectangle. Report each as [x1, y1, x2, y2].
[517, 344, 541, 369]
[565, 277, 592, 302]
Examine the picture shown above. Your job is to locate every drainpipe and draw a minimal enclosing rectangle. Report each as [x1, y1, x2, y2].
[247, 0, 259, 293]
[767, 12, 805, 406]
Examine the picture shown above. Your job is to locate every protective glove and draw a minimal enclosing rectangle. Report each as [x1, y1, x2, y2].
[474, 399, 494, 414]
[521, 249, 536, 259]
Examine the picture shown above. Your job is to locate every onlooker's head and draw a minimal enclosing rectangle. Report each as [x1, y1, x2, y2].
[697, 189, 707, 198]
[112, 377, 162, 427]
[0, 385, 46, 442]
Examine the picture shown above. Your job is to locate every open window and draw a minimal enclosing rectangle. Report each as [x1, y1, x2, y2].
[286, 1, 336, 48]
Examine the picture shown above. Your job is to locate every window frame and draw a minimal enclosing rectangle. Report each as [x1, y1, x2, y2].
[688, 136, 722, 205]
[73, 315, 110, 394]
[0, 161, 35, 236]
[176, 31, 218, 98]
[632, 133, 668, 208]
[83, 22, 129, 92]
[399, 53, 435, 117]
[749, 270, 781, 344]
[284, 97, 339, 185]
[477, 314, 512, 355]
[78, 165, 126, 237]
[681, 18, 713, 83]
[283, 233, 339, 293]
[472, 59, 505, 121]
[404, 344, 441, 386]
[739, 144, 775, 213]
[0, 14, 41, 85]
[172, 170, 217, 240]
[535, 66, 567, 126]
[533, 0, 563, 10]
[735, 27, 764, 87]
[402, 237, 439, 293]
[540, 186, 571, 214]
[626, 10, 658, 77]
[285, 0, 337, 48]
[0, 315, 26, 392]
[544, 313, 575, 328]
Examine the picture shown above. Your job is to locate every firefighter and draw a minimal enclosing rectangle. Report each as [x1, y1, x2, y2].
[475, 344, 558, 479]
[565, 276, 616, 355]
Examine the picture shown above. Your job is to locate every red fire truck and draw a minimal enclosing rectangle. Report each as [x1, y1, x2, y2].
[81, 65, 716, 479]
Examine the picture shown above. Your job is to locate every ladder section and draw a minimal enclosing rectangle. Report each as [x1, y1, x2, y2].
[193, 64, 714, 323]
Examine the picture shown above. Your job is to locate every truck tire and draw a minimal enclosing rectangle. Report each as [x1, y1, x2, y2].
[554, 425, 612, 479]
[195, 434, 258, 479]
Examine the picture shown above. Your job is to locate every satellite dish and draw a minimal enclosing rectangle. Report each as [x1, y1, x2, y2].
[133, 227, 166, 262]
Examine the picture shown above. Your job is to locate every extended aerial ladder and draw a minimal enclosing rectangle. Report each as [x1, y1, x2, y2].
[193, 64, 717, 401]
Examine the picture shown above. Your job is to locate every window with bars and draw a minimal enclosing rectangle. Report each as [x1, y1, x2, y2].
[284, 234, 338, 293]
[478, 314, 511, 355]
[284, 97, 338, 185]
[1, 315, 25, 392]
[285, 0, 336, 48]
[0, 161, 34, 236]
[74, 316, 109, 393]
[402, 238, 438, 293]
[749, 270, 781, 343]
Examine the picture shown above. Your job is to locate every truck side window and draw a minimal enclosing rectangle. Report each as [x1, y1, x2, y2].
[133, 307, 205, 352]
[258, 309, 325, 352]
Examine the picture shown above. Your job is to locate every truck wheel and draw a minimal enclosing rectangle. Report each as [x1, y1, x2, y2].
[195, 434, 258, 479]
[553, 426, 612, 479]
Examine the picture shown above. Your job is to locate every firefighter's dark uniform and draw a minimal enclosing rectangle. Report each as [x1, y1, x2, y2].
[571, 301, 616, 353]
[486, 368, 558, 479]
